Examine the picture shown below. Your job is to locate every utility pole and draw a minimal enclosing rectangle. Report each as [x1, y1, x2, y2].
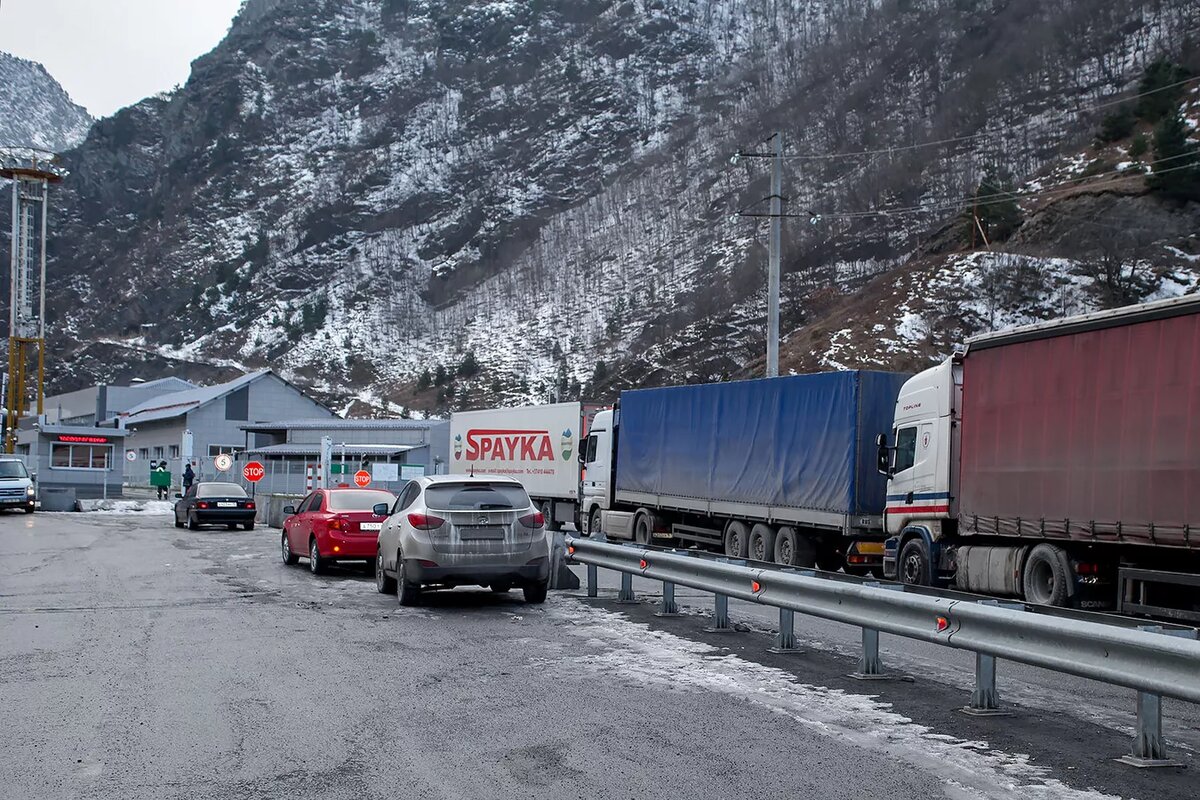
[734, 132, 785, 378]
[767, 132, 783, 377]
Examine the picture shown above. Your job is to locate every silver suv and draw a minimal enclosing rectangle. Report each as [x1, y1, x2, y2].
[373, 475, 550, 605]
[0, 458, 35, 513]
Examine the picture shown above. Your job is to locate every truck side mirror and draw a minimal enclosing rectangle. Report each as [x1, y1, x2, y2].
[875, 434, 892, 477]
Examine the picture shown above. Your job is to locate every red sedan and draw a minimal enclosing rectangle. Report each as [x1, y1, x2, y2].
[280, 488, 396, 575]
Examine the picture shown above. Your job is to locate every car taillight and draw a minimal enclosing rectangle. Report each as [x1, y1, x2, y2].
[518, 512, 545, 529]
[329, 516, 344, 531]
[246, 501, 255, 510]
[407, 513, 445, 530]
[197, 501, 209, 509]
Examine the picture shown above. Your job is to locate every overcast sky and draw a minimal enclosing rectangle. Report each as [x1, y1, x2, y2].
[0, 0, 244, 118]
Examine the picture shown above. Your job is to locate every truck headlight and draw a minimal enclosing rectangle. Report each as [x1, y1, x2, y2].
[26, 486, 35, 496]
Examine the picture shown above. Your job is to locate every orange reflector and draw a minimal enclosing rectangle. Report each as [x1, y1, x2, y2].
[639, 559, 648, 569]
[567, 545, 576, 555]
[936, 616, 949, 632]
[333, 546, 340, 553]
[751, 580, 762, 593]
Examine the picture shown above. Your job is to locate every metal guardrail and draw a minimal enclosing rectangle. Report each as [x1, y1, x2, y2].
[566, 535, 1200, 768]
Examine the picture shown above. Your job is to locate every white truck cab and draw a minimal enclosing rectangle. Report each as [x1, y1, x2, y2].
[579, 409, 615, 536]
[878, 357, 959, 582]
[0, 457, 36, 514]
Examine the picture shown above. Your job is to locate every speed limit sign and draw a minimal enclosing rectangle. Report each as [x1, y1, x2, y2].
[214, 453, 234, 472]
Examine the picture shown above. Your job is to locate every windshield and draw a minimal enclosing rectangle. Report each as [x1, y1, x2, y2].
[424, 482, 530, 510]
[0, 461, 28, 479]
[327, 490, 395, 511]
[197, 482, 247, 498]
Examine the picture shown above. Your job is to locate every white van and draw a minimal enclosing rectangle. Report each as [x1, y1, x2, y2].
[0, 458, 35, 513]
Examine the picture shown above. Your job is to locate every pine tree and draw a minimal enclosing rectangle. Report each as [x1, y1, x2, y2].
[963, 169, 1022, 245]
[1095, 105, 1135, 143]
[1148, 111, 1200, 202]
[1135, 58, 1190, 123]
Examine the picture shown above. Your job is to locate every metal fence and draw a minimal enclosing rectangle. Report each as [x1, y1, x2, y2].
[123, 458, 413, 498]
[566, 535, 1200, 768]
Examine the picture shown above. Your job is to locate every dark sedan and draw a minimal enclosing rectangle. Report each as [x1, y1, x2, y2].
[174, 481, 257, 531]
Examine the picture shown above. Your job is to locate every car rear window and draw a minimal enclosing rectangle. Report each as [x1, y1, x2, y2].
[424, 482, 530, 511]
[197, 483, 248, 498]
[327, 490, 395, 511]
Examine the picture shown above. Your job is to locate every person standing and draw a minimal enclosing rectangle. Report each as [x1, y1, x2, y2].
[153, 461, 169, 500]
[183, 462, 196, 492]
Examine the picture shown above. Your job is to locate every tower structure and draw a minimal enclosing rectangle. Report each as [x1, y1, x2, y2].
[0, 148, 65, 452]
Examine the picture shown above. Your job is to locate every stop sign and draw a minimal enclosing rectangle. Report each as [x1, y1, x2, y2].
[243, 461, 266, 483]
[353, 469, 371, 488]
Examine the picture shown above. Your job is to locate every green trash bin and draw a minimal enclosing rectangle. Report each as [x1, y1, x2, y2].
[150, 471, 172, 489]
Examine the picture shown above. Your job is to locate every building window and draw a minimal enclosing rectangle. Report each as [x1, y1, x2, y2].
[153, 447, 164, 459]
[51, 443, 112, 471]
[225, 386, 249, 421]
[208, 445, 246, 456]
[169, 445, 180, 458]
[139, 448, 149, 460]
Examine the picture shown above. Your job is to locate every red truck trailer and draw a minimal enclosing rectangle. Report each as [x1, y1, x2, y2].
[879, 294, 1200, 620]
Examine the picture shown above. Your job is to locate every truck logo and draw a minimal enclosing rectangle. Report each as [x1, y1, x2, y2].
[561, 429, 574, 461]
[464, 429, 556, 462]
[453, 434, 463, 460]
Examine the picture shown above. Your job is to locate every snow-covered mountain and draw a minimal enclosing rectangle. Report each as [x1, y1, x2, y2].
[0, 51, 92, 151]
[40, 0, 1200, 413]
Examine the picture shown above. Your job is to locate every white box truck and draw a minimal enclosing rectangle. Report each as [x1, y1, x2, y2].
[449, 402, 603, 531]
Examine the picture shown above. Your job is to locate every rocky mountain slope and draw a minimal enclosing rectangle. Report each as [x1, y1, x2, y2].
[39, 0, 1200, 413]
[0, 51, 92, 151]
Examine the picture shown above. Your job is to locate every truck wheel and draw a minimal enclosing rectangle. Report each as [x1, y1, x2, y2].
[541, 502, 563, 532]
[634, 513, 653, 545]
[588, 508, 602, 539]
[898, 538, 932, 586]
[774, 527, 816, 567]
[748, 524, 776, 563]
[1022, 544, 1071, 607]
[816, 541, 844, 572]
[724, 521, 749, 558]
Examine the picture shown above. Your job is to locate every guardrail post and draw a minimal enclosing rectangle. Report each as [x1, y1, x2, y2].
[1117, 626, 1192, 768]
[616, 571, 636, 604]
[961, 600, 1016, 715]
[850, 584, 912, 681]
[767, 607, 802, 654]
[656, 580, 680, 616]
[704, 558, 734, 632]
[962, 653, 1008, 715]
[586, 564, 598, 598]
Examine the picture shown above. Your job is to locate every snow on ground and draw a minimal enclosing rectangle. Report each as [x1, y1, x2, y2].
[545, 601, 1119, 800]
[82, 500, 175, 515]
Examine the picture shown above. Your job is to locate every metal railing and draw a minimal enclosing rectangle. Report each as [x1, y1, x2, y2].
[566, 535, 1200, 768]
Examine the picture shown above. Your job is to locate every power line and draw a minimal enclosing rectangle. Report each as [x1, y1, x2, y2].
[739, 152, 1198, 222]
[738, 76, 1197, 164]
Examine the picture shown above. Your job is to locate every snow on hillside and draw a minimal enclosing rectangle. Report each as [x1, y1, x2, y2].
[0, 51, 92, 151]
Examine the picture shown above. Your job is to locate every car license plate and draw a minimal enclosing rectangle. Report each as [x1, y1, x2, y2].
[459, 526, 505, 540]
[360, 522, 382, 531]
[216, 502, 237, 508]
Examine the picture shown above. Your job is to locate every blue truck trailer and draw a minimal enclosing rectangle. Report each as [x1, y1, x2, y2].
[579, 370, 910, 571]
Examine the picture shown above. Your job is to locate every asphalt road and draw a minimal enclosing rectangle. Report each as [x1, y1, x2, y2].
[0, 511, 1194, 800]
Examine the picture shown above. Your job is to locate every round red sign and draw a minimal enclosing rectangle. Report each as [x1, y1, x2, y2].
[243, 461, 266, 483]
[353, 469, 371, 488]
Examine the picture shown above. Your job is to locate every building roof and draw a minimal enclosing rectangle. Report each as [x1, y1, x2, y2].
[123, 370, 270, 425]
[241, 417, 446, 432]
[127, 376, 197, 392]
[247, 443, 419, 457]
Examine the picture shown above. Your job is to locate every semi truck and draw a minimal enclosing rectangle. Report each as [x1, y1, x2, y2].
[580, 371, 910, 571]
[448, 402, 604, 531]
[878, 293, 1200, 620]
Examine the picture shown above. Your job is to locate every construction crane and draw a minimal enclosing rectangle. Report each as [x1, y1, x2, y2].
[0, 147, 66, 453]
